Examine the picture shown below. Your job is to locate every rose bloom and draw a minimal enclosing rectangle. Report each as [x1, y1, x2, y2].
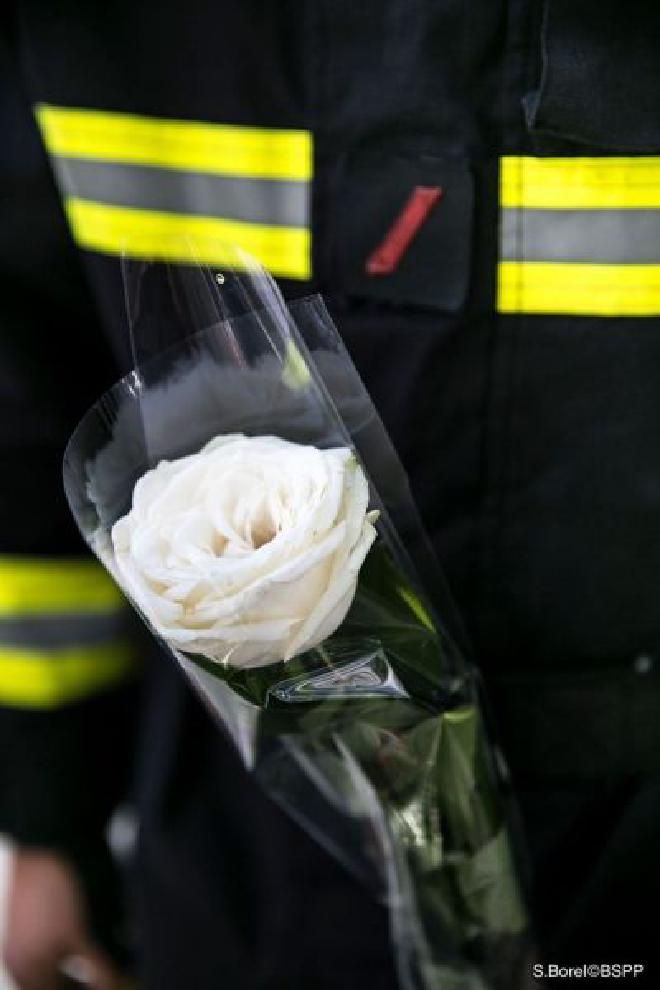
[111, 435, 378, 668]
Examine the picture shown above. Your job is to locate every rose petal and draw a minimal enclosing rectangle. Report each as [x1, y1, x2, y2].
[111, 434, 377, 669]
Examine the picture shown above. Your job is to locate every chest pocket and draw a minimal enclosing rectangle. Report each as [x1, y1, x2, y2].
[332, 148, 474, 312]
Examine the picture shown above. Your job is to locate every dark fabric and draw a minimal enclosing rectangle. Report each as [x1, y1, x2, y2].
[0, 2, 136, 851]
[0, 688, 136, 850]
[512, 776, 660, 969]
[488, 665, 660, 955]
[0, 26, 138, 964]
[488, 666, 660, 780]
[0, 20, 120, 553]
[1, 0, 660, 985]
[134, 653, 399, 990]
[470, 314, 660, 675]
[527, 0, 660, 151]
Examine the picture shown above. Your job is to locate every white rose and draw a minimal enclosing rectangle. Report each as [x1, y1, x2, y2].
[111, 435, 378, 669]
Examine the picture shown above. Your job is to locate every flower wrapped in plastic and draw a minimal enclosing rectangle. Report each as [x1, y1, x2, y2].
[63, 248, 531, 989]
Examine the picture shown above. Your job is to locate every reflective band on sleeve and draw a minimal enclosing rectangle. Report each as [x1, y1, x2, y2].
[498, 156, 660, 316]
[0, 612, 129, 649]
[0, 558, 124, 616]
[64, 198, 311, 279]
[35, 105, 312, 181]
[35, 104, 312, 279]
[0, 642, 135, 709]
[53, 158, 309, 228]
[0, 557, 136, 708]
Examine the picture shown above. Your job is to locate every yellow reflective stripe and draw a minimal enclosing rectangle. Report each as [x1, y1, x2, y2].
[501, 156, 660, 210]
[0, 558, 123, 616]
[36, 105, 312, 279]
[65, 197, 311, 280]
[0, 642, 135, 708]
[498, 261, 660, 316]
[36, 104, 312, 182]
[499, 157, 660, 314]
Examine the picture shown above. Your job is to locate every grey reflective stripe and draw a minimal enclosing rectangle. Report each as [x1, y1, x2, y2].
[0, 612, 131, 649]
[52, 157, 308, 228]
[501, 208, 660, 264]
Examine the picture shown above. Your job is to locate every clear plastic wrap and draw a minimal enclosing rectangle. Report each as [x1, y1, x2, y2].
[63, 249, 531, 989]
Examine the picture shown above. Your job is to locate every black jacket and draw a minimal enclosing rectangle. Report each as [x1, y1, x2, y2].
[2, 1, 660, 985]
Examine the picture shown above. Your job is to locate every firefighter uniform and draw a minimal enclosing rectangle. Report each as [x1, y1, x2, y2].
[1, 0, 660, 985]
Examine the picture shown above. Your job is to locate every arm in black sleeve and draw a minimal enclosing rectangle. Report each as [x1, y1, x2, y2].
[0, 16, 140, 953]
